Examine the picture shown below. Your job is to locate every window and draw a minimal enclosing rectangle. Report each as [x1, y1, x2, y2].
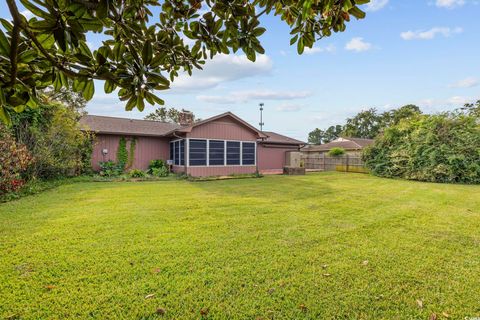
[242, 142, 255, 165]
[189, 139, 207, 166]
[174, 141, 180, 165]
[180, 140, 185, 165]
[209, 140, 225, 166]
[226, 141, 240, 165]
[170, 140, 185, 166]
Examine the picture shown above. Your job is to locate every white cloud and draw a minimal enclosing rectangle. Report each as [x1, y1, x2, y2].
[400, 27, 463, 40]
[364, 0, 389, 11]
[449, 77, 478, 88]
[171, 54, 273, 91]
[435, 0, 465, 8]
[446, 96, 473, 105]
[345, 37, 372, 52]
[304, 44, 336, 55]
[276, 103, 303, 112]
[20, 9, 33, 19]
[197, 90, 311, 104]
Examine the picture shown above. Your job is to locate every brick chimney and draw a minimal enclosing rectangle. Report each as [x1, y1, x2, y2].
[178, 111, 194, 126]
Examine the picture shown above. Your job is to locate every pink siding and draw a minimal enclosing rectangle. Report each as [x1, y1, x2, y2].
[257, 144, 299, 173]
[187, 116, 258, 141]
[187, 166, 256, 177]
[91, 134, 169, 171]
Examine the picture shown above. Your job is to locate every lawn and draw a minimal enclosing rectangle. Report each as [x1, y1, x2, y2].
[1, 173, 480, 319]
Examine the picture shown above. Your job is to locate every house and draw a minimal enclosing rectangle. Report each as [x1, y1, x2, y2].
[301, 137, 374, 157]
[80, 112, 305, 176]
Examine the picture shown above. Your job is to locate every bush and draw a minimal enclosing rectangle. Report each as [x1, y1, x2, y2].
[328, 147, 346, 157]
[363, 112, 480, 184]
[99, 161, 122, 177]
[151, 166, 169, 177]
[0, 125, 33, 194]
[148, 159, 167, 171]
[12, 102, 93, 179]
[128, 169, 147, 178]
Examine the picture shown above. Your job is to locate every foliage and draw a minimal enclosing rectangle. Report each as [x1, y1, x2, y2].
[460, 99, 480, 117]
[127, 137, 137, 169]
[98, 160, 122, 177]
[151, 167, 169, 178]
[0, 124, 32, 194]
[363, 111, 480, 184]
[343, 108, 383, 139]
[0, 0, 369, 124]
[328, 147, 346, 157]
[144, 107, 197, 124]
[116, 137, 128, 171]
[128, 169, 147, 178]
[2, 173, 480, 319]
[308, 105, 422, 143]
[11, 102, 93, 179]
[308, 125, 343, 144]
[149, 159, 167, 171]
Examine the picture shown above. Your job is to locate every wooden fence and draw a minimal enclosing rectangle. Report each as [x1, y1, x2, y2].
[301, 154, 368, 173]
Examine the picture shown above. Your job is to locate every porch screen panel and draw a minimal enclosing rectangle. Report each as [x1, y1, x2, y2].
[242, 142, 255, 165]
[226, 141, 240, 165]
[180, 140, 185, 165]
[174, 141, 180, 165]
[169, 142, 174, 162]
[209, 140, 225, 165]
[189, 139, 207, 166]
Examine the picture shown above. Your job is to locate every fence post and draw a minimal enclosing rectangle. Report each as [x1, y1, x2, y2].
[346, 154, 349, 173]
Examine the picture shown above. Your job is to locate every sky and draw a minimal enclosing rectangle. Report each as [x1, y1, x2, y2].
[2, 0, 480, 140]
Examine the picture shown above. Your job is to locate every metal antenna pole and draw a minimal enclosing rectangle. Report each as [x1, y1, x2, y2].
[259, 103, 264, 131]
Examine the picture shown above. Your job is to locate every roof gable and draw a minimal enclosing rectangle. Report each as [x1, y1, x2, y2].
[172, 112, 267, 138]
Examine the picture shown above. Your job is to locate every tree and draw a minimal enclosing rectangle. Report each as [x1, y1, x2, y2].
[383, 104, 422, 126]
[308, 125, 343, 144]
[460, 100, 480, 118]
[342, 108, 383, 139]
[0, 0, 370, 125]
[144, 107, 197, 124]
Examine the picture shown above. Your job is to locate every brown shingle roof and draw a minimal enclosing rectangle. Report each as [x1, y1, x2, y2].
[303, 137, 374, 152]
[261, 131, 305, 145]
[79, 115, 181, 137]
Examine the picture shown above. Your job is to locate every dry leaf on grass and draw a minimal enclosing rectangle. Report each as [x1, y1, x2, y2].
[442, 312, 450, 318]
[323, 273, 331, 277]
[362, 260, 369, 266]
[200, 308, 209, 316]
[145, 294, 155, 299]
[416, 299, 423, 308]
[299, 304, 308, 312]
[156, 308, 166, 315]
[430, 313, 437, 320]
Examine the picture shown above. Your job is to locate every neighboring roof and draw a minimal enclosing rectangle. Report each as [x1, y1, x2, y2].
[79, 115, 181, 137]
[303, 137, 374, 152]
[169, 112, 268, 139]
[261, 131, 305, 145]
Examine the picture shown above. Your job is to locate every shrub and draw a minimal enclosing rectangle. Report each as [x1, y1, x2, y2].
[363, 113, 480, 184]
[148, 159, 167, 171]
[128, 169, 147, 178]
[0, 125, 33, 194]
[328, 147, 346, 157]
[12, 102, 93, 179]
[151, 166, 169, 177]
[99, 161, 122, 177]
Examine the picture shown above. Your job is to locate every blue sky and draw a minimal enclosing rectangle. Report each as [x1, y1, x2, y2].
[2, 0, 480, 140]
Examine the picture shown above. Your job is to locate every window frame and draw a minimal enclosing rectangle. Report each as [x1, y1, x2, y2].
[188, 139, 208, 167]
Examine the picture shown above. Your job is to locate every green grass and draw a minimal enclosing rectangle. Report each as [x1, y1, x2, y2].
[1, 173, 480, 319]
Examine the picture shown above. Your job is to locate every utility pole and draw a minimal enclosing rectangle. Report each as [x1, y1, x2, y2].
[259, 103, 264, 131]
